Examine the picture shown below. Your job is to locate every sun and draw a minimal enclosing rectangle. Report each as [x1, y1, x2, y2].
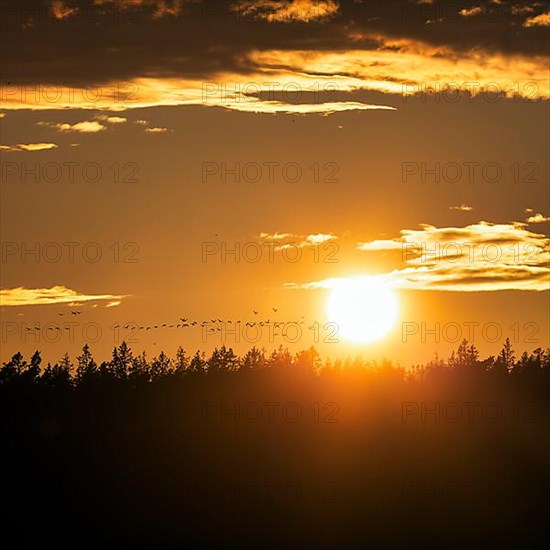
[326, 276, 399, 344]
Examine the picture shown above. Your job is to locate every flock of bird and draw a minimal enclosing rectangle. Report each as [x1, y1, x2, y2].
[115, 309, 309, 333]
[21, 309, 315, 335]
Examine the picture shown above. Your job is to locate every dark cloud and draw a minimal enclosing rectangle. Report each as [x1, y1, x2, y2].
[0, 0, 547, 87]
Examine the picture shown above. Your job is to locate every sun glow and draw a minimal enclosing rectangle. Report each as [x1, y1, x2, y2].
[326, 276, 399, 343]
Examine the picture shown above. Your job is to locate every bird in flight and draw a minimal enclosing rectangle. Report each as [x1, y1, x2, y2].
[253, 310, 259, 315]
[272, 308, 278, 312]
[180, 318, 187, 322]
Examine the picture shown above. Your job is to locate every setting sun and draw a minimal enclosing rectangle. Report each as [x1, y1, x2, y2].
[326, 276, 399, 343]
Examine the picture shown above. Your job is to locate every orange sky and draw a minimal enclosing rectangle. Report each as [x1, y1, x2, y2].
[1, 0, 549, 364]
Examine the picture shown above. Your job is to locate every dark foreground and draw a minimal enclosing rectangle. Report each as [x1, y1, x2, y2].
[1, 343, 549, 548]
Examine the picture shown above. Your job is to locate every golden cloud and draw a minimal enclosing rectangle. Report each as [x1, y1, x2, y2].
[53, 120, 107, 132]
[527, 213, 550, 224]
[233, 0, 339, 22]
[0, 286, 127, 307]
[449, 204, 473, 211]
[0, 76, 395, 114]
[1, 33, 547, 114]
[289, 221, 550, 292]
[459, 7, 482, 17]
[144, 126, 168, 132]
[97, 115, 128, 124]
[523, 12, 550, 27]
[51, 0, 78, 19]
[259, 231, 337, 250]
[0, 142, 58, 152]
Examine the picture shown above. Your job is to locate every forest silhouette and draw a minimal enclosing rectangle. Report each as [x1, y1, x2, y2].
[1, 339, 548, 548]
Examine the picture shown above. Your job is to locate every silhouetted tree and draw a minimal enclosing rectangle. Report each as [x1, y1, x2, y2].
[110, 341, 133, 379]
[42, 360, 72, 388]
[189, 350, 206, 374]
[241, 347, 266, 371]
[207, 345, 239, 373]
[493, 337, 515, 374]
[128, 352, 150, 384]
[150, 351, 173, 378]
[174, 346, 189, 375]
[75, 344, 97, 384]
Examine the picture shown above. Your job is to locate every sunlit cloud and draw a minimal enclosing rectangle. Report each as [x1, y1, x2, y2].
[527, 213, 550, 224]
[0, 286, 127, 307]
[0, 142, 58, 152]
[357, 239, 403, 251]
[233, 0, 340, 22]
[97, 115, 128, 124]
[459, 7, 482, 17]
[523, 12, 550, 27]
[144, 126, 168, 132]
[291, 221, 550, 292]
[51, 0, 78, 19]
[1, 7, 547, 115]
[0, 75, 396, 114]
[249, 45, 549, 100]
[259, 231, 337, 250]
[5, 41, 544, 113]
[39, 120, 107, 133]
[258, 232, 294, 241]
[449, 204, 473, 211]
[358, 221, 549, 265]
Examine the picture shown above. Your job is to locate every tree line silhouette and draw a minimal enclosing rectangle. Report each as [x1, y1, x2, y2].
[1, 339, 548, 548]
[2, 338, 549, 388]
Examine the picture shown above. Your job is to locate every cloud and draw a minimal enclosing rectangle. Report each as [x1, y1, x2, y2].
[288, 264, 550, 293]
[459, 7, 482, 17]
[353, 221, 550, 291]
[233, 0, 340, 23]
[2, 1, 548, 113]
[51, 0, 78, 19]
[0, 286, 127, 307]
[358, 239, 403, 251]
[144, 126, 168, 132]
[97, 115, 128, 124]
[248, 46, 549, 100]
[38, 120, 107, 132]
[0, 75, 396, 113]
[449, 204, 473, 211]
[258, 232, 294, 241]
[526, 213, 550, 223]
[358, 221, 548, 263]
[259, 231, 337, 250]
[511, 5, 535, 16]
[523, 12, 550, 27]
[0, 142, 58, 152]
